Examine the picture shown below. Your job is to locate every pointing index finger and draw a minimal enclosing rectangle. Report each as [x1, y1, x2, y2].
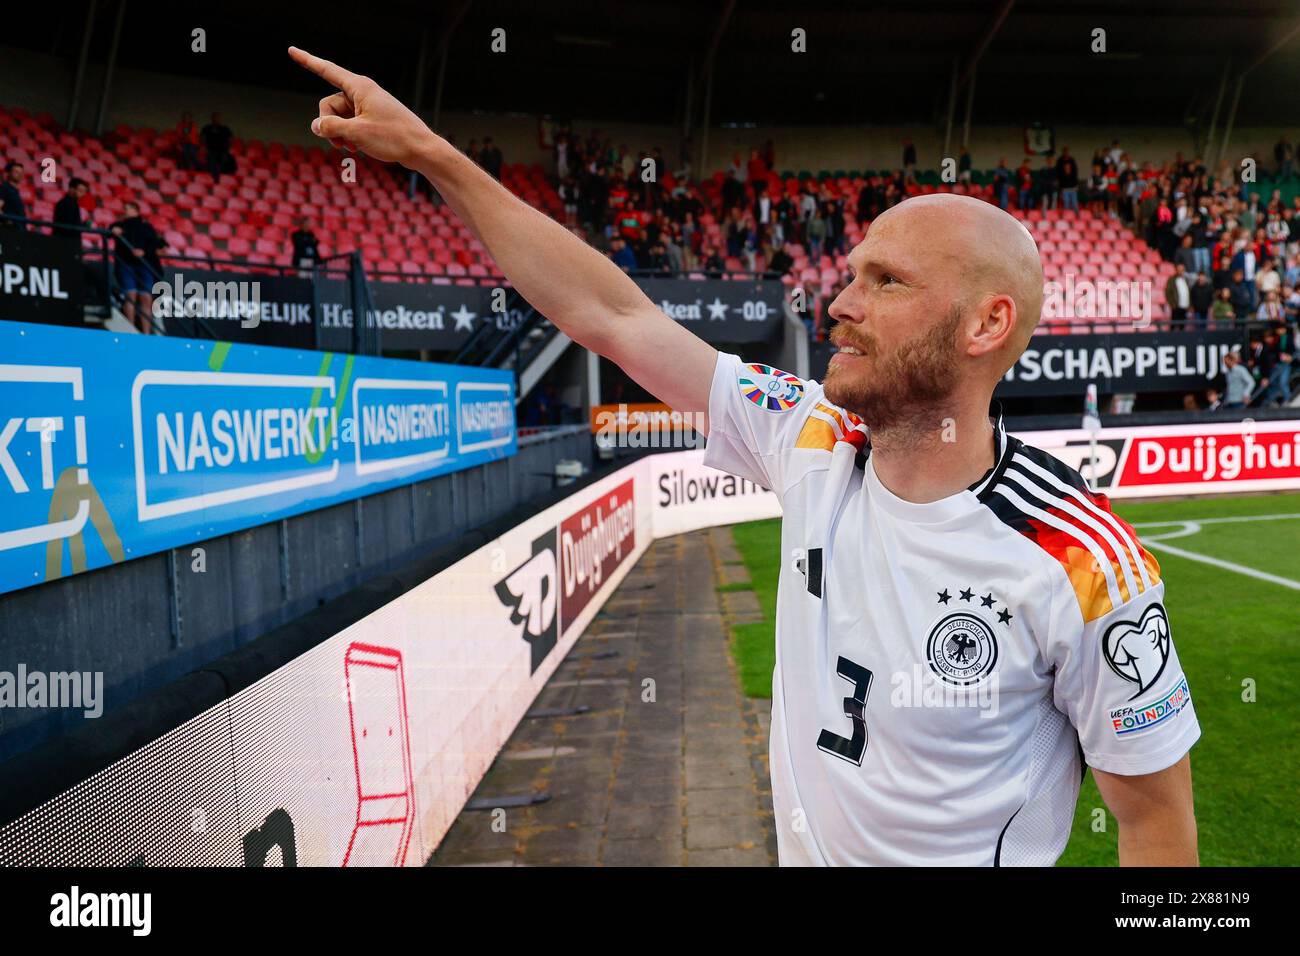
[288, 46, 360, 96]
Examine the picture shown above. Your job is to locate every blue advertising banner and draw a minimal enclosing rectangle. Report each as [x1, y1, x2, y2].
[0, 321, 516, 596]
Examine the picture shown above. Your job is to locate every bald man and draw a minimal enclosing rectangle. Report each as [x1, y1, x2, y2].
[290, 48, 1200, 867]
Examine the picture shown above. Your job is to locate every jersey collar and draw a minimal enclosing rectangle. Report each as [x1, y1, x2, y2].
[860, 402, 1015, 523]
[967, 401, 1016, 500]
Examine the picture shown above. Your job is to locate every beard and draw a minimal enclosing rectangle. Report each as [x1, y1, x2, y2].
[823, 306, 963, 434]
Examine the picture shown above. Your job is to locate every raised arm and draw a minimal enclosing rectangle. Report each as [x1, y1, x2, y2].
[288, 47, 717, 429]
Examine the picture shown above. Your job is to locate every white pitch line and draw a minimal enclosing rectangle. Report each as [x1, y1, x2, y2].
[1143, 538, 1300, 591]
[1133, 512, 1300, 528]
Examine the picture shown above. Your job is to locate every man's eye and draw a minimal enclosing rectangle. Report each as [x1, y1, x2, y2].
[880, 274, 899, 286]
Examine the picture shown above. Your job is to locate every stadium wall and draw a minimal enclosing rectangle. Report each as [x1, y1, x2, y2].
[2, 420, 1297, 866]
[0, 422, 593, 764]
[1, 44, 1286, 178]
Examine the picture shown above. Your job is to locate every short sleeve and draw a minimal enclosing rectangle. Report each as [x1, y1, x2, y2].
[702, 351, 816, 495]
[1046, 578, 1200, 776]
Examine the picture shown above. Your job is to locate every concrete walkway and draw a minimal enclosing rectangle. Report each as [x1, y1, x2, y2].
[428, 527, 777, 866]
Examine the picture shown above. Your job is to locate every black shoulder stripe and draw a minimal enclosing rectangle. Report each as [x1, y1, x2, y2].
[1002, 458, 1078, 509]
[981, 481, 1037, 535]
[1013, 442, 1095, 500]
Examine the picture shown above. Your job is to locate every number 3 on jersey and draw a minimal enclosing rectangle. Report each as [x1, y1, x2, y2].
[817, 656, 873, 766]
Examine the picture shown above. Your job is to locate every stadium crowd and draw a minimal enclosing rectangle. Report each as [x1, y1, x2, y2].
[2, 105, 1297, 405]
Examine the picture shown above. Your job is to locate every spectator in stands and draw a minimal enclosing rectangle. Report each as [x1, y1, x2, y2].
[1283, 284, 1300, 323]
[806, 202, 828, 259]
[702, 246, 724, 279]
[1035, 154, 1059, 210]
[110, 200, 164, 334]
[1222, 350, 1255, 409]
[798, 187, 817, 226]
[1274, 135, 1294, 181]
[1230, 268, 1255, 319]
[1211, 286, 1235, 326]
[1231, 238, 1260, 309]
[607, 236, 637, 273]
[1084, 163, 1109, 214]
[644, 239, 671, 276]
[479, 137, 503, 180]
[1257, 289, 1285, 323]
[957, 147, 972, 185]
[1257, 259, 1282, 299]
[0, 161, 28, 229]
[902, 138, 917, 180]
[1262, 350, 1294, 406]
[1174, 235, 1198, 275]
[201, 112, 234, 182]
[177, 112, 201, 171]
[1165, 263, 1191, 328]
[290, 216, 320, 271]
[53, 177, 89, 248]
[765, 240, 794, 278]
[1190, 272, 1214, 327]
[554, 130, 571, 179]
[753, 182, 773, 239]
[824, 196, 846, 256]
[1056, 148, 1080, 210]
[991, 158, 1011, 209]
[663, 229, 685, 273]
[1190, 213, 1213, 275]
[721, 169, 745, 213]
[1016, 159, 1034, 210]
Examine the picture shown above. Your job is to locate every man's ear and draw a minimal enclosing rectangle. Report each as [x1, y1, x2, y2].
[967, 293, 1017, 359]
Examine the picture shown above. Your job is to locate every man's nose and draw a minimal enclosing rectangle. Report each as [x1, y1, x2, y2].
[828, 290, 862, 325]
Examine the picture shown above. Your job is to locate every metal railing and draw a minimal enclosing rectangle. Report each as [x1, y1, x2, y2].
[0, 211, 218, 339]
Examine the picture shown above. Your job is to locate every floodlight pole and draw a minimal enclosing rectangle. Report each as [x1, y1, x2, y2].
[942, 57, 959, 161]
[1204, 59, 1230, 166]
[696, 0, 736, 179]
[67, 0, 99, 130]
[411, 0, 472, 201]
[94, 0, 128, 138]
[961, 71, 977, 151]
[953, 0, 1014, 154]
[1217, 15, 1300, 170]
[1217, 76, 1244, 174]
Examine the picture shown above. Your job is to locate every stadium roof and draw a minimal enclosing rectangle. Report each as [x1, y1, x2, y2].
[10, 0, 1300, 129]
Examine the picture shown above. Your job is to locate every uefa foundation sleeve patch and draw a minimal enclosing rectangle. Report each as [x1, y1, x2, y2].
[739, 363, 804, 411]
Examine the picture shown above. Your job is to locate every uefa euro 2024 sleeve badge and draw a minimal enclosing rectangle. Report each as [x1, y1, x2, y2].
[1102, 603, 1171, 701]
[739, 363, 804, 411]
[926, 586, 1012, 686]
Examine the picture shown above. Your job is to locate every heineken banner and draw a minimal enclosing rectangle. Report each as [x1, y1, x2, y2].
[810, 330, 1245, 396]
[152, 268, 786, 351]
[634, 277, 784, 344]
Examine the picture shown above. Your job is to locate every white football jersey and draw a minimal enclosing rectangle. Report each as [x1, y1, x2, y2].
[703, 352, 1200, 866]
